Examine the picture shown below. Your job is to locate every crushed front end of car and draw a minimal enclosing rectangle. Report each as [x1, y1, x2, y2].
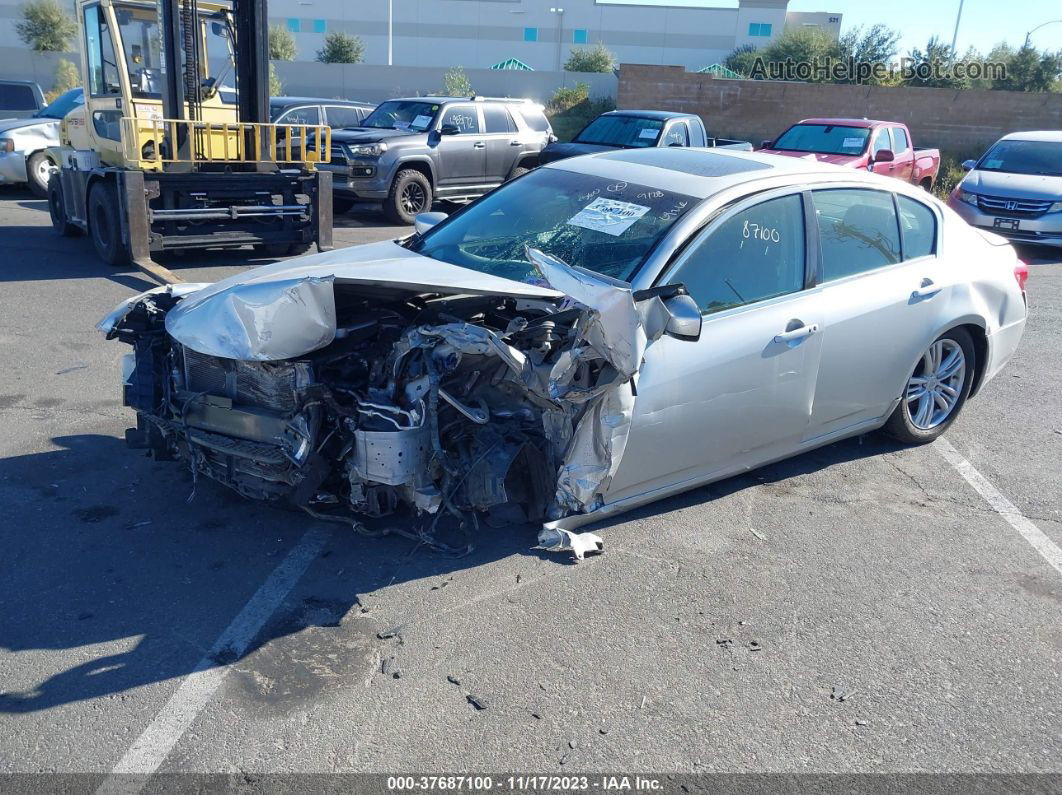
[99, 247, 684, 549]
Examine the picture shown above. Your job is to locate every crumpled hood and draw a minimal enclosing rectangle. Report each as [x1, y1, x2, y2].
[0, 116, 56, 135]
[961, 169, 1062, 202]
[102, 240, 563, 361]
[331, 127, 420, 145]
[761, 149, 866, 167]
[539, 142, 618, 163]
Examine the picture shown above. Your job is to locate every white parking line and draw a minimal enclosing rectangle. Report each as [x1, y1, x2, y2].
[935, 437, 1062, 577]
[96, 526, 332, 794]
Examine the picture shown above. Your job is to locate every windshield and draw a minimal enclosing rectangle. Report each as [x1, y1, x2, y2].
[978, 140, 1062, 177]
[362, 100, 439, 131]
[773, 124, 870, 156]
[412, 168, 699, 283]
[34, 88, 83, 119]
[114, 4, 234, 102]
[574, 115, 663, 148]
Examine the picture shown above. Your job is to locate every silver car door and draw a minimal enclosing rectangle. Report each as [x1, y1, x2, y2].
[805, 188, 947, 439]
[606, 190, 824, 503]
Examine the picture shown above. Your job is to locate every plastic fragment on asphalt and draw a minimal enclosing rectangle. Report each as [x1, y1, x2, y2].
[466, 693, 488, 710]
[535, 528, 604, 561]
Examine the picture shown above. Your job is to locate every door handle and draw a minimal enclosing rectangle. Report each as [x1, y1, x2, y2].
[912, 278, 941, 299]
[510, 140, 522, 146]
[774, 322, 818, 343]
[473, 142, 486, 149]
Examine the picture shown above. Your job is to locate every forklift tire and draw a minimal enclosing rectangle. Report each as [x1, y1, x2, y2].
[384, 169, 432, 225]
[48, 174, 81, 237]
[88, 181, 132, 267]
[332, 196, 356, 215]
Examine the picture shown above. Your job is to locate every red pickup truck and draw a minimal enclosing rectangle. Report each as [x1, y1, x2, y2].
[759, 118, 940, 190]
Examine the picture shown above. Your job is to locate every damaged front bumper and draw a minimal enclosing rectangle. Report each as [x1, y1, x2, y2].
[100, 245, 694, 543]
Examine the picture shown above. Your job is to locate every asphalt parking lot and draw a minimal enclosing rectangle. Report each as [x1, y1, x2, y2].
[1, 187, 1060, 779]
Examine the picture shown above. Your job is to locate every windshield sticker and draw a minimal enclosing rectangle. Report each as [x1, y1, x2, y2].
[412, 114, 433, 129]
[842, 137, 863, 148]
[983, 159, 1003, 169]
[639, 128, 660, 140]
[568, 198, 651, 237]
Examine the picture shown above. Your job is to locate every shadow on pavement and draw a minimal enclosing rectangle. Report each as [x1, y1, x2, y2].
[0, 429, 900, 714]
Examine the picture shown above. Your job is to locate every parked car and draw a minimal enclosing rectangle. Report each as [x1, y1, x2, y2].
[947, 131, 1062, 250]
[99, 147, 1027, 540]
[0, 80, 46, 120]
[539, 110, 751, 164]
[0, 88, 83, 196]
[760, 118, 940, 190]
[322, 96, 552, 223]
[269, 97, 375, 129]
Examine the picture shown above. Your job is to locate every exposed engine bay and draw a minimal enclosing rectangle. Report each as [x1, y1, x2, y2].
[100, 247, 692, 552]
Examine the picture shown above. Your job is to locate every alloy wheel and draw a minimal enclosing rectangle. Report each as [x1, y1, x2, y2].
[401, 183, 426, 215]
[905, 339, 966, 430]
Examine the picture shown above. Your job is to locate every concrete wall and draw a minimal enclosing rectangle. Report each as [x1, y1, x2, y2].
[618, 64, 1062, 156]
[0, 48, 78, 93]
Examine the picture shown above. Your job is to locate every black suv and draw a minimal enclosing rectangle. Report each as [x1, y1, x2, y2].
[323, 96, 554, 223]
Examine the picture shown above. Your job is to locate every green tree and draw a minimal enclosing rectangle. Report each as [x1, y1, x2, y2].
[836, 24, 901, 84]
[724, 43, 759, 77]
[16, 0, 77, 52]
[994, 44, 1062, 92]
[751, 28, 840, 82]
[45, 58, 80, 102]
[564, 43, 616, 73]
[548, 82, 589, 113]
[903, 36, 968, 88]
[316, 31, 365, 64]
[441, 66, 472, 97]
[269, 62, 283, 96]
[268, 24, 297, 61]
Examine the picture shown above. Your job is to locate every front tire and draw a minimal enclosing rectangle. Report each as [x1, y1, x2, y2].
[48, 174, 81, 237]
[88, 181, 132, 267]
[882, 327, 975, 444]
[27, 151, 53, 198]
[383, 169, 432, 225]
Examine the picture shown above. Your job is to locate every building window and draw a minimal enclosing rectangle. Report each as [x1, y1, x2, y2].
[312, 19, 327, 33]
[573, 28, 588, 44]
[286, 18, 301, 33]
[524, 27, 538, 42]
[748, 22, 772, 37]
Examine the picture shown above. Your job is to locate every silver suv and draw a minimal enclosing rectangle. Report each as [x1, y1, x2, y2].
[324, 96, 553, 224]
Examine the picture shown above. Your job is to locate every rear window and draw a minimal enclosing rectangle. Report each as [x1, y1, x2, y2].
[325, 106, 365, 129]
[773, 124, 870, 156]
[0, 83, 37, 111]
[483, 104, 515, 134]
[575, 116, 663, 148]
[515, 106, 550, 133]
[812, 189, 901, 280]
[897, 195, 936, 259]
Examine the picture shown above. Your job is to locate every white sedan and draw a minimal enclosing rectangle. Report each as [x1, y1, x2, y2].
[100, 148, 1028, 540]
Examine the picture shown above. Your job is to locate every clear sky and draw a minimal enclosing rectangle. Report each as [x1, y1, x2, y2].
[787, 0, 1062, 56]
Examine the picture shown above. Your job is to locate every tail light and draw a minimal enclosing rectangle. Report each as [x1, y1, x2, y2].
[1014, 260, 1029, 293]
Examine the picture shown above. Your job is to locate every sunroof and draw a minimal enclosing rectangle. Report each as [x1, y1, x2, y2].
[606, 148, 772, 177]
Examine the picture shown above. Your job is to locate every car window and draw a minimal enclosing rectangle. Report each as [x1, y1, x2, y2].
[278, 105, 320, 125]
[441, 105, 481, 134]
[363, 100, 439, 132]
[897, 195, 936, 259]
[893, 127, 909, 153]
[515, 106, 550, 133]
[773, 124, 869, 156]
[873, 128, 893, 155]
[662, 122, 689, 147]
[574, 116, 663, 148]
[482, 104, 515, 134]
[976, 139, 1062, 177]
[412, 168, 698, 283]
[0, 83, 37, 111]
[813, 189, 901, 281]
[85, 6, 121, 97]
[325, 106, 364, 129]
[669, 194, 806, 315]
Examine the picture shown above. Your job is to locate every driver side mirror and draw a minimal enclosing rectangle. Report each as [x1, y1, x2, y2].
[663, 293, 702, 341]
[440, 124, 460, 136]
[414, 211, 448, 235]
[961, 159, 976, 171]
[760, 139, 773, 150]
[873, 148, 894, 163]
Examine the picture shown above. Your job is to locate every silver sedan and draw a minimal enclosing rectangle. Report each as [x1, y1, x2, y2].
[100, 148, 1028, 542]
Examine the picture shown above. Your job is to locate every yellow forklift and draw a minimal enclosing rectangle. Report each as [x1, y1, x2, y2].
[47, 0, 333, 283]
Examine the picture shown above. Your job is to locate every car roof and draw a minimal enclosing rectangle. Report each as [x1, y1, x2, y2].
[796, 118, 893, 129]
[999, 130, 1062, 143]
[545, 146, 900, 199]
[389, 96, 530, 104]
[602, 110, 692, 121]
[270, 96, 373, 108]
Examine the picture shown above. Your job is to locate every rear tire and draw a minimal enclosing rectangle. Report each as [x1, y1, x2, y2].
[383, 169, 432, 225]
[48, 174, 81, 237]
[332, 196, 356, 215]
[882, 327, 975, 444]
[88, 181, 132, 267]
[27, 151, 53, 198]
[508, 165, 530, 181]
